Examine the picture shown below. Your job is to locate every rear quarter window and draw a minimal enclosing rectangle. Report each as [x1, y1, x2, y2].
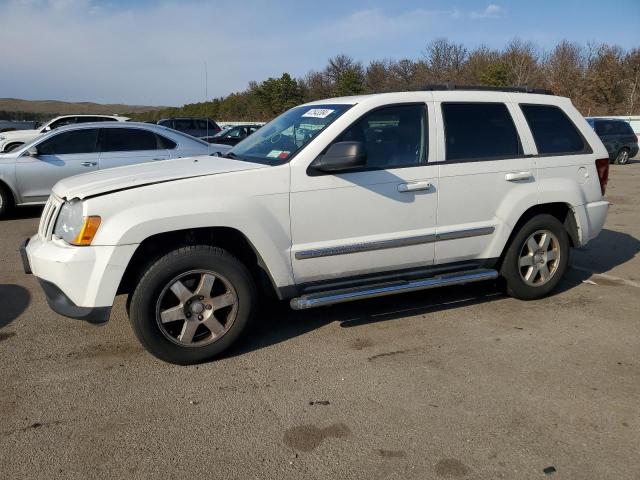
[158, 135, 177, 149]
[520, 104, 589, 155]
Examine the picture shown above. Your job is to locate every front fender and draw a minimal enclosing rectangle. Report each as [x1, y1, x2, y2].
[0, 164, 18, 202]
[85, 171, 294, 288]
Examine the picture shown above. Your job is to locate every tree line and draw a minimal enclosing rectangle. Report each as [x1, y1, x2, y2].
[130, 38, 639, 122]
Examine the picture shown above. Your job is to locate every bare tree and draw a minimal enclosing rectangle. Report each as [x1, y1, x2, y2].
[462, 45, 500, 84]
[301, 70, 333, 102]
[502, 38, 541, 86]
[584, 43, 627, 115]
[325, 54, 363, 82]
[365, 60, 391, 93]
[423, 38, 468, 83]
[624, 48, 640, 114]
[542, 40, 585, 101]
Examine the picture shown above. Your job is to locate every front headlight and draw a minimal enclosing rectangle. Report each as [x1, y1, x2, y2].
[53, 200, 101, 246]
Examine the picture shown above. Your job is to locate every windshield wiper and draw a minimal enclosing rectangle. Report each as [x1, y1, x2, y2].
[224, 152, 239, 159]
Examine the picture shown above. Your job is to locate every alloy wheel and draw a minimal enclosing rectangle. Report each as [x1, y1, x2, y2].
[616, 149, 629, 165]
[155, 269, 238, 347]
[518, 230, 561, 286]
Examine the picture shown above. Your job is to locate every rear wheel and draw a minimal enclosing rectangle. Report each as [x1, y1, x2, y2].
[128, 245, 256, 364]
[500, 214, 569, 300]
[614, 148, 630, 165]
[0, 184, 14, 218]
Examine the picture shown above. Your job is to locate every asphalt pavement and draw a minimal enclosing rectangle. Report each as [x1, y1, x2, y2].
[1, 162, 639, 479]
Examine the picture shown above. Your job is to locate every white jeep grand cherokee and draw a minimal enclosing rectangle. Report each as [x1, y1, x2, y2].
[22, 87, 610, 365]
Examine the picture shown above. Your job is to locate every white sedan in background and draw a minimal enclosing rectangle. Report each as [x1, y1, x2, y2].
[0, 114, 129, 152]
[0, 122, 230, 216]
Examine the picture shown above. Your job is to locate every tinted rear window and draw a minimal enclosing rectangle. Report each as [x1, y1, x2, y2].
[158, 135, 177, 149]
[442, 103, 523, 161]
[595, 120, 634, 136]
[102, 128, 160, 151]
[521, 104, 587, 155]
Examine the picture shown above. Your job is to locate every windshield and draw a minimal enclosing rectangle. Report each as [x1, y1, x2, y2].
[213, 126, 234, 138]
[227, 104, 352, 164]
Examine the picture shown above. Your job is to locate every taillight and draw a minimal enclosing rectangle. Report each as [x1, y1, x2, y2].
[595, 158, 609, 196]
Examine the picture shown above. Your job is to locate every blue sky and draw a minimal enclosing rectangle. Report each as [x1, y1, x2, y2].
[1, 0, 638, 106]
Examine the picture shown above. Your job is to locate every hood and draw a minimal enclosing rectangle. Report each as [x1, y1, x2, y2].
[0, 128, 39, 140]
[53, 155, 267, 200]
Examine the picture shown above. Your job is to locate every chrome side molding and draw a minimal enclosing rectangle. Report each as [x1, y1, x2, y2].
[294, 226, 495, 260]
[290, 268, 498, 310]
[295, 234, 436, 260]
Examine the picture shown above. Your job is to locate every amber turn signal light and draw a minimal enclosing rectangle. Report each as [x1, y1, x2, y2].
[72, 216, 102, 246]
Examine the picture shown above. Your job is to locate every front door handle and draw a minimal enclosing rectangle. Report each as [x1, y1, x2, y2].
[81, 161, 97, 167]
[398, 181, 433, 193]
[505, 171, 532, 182]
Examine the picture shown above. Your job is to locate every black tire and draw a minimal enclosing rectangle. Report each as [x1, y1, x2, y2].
[614, 148, 630, 165]
[0, 183, 14, 218]
[500, 214, 570, 300]
[128, 245, 256, 365]
[4, 143, 24, 152]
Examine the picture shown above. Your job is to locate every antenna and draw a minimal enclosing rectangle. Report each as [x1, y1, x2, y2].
[204, 61, 209, 147]
[204, 61, 208, 102]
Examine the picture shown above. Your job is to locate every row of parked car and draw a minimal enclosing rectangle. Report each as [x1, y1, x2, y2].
[0, 115, 264, 153]
[0, 115, 265, 216]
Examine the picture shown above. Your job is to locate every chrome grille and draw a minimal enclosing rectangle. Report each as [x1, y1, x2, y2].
[38, 196, 63, 239]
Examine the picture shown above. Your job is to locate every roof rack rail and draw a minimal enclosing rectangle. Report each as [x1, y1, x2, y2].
[419, 84, 555, 95]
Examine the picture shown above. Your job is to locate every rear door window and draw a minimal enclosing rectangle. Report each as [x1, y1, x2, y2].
[38, 128, 100, 155]
[102, 128, 161, 151]
[442, 103, 523, 162]
[196, 119, 210, 130]
[520, 104, 588, 155]
[595, 120, 616, 136]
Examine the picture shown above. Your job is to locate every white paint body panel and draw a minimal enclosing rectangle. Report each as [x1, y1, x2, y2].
[25, 91, 609, 311]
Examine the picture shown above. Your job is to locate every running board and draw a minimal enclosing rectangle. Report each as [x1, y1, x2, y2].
[290, 268, 499, 310]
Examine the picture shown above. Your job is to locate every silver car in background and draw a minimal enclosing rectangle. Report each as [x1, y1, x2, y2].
[0, 122, 231, 217]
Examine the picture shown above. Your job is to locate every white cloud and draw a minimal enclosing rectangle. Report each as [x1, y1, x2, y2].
[470, 4, 506, 19]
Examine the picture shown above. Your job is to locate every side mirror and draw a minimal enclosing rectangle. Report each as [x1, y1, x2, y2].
[26, 146, 39, 157]
[311, 141, 366, 173]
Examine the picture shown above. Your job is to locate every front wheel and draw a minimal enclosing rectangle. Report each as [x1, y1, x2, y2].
[500, 214, 570, 300]
[128, 245, 256, 365]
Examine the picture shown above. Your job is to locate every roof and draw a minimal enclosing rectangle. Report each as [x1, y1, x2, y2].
[52, 121, 163, 132]
[304, 86, 560, 107]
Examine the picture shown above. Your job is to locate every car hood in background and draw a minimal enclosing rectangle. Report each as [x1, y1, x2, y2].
[52, 155, 267, 200]
[0, 128, 40, 140]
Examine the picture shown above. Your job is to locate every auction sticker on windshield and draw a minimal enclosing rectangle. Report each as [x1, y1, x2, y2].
[302, 108, 335, 118]
[267, 150, 290, 159]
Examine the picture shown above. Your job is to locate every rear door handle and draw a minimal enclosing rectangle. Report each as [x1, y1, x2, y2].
[398, 181, 432, 192]
[505, 171, 532, 182]
[81, 161, 97, 167]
